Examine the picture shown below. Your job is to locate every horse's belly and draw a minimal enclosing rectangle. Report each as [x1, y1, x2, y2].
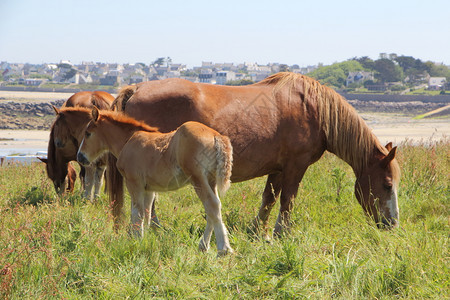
[144, 170, 189, 192]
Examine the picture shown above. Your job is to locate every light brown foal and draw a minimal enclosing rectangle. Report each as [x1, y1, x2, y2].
[77, 107, 233, 255]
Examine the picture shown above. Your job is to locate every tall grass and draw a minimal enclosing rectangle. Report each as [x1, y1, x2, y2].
[0, 140, 448, 299]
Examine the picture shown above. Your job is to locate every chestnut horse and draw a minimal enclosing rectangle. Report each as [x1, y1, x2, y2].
[39, 158, 77, 193]
[45, 91, 114, 198]
[77, 107, 233, 255]
[108, 72, 400, 238]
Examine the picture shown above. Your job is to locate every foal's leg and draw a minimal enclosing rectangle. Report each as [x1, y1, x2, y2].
[194, 178, 233, 256]
[125, 179, 146, 237]
[83, 165, 96, 201]
[273, 167, 308, 237]
[144, 192, 160, 228]
[92, 161, 106, 199]
[250, 173, 282, 240]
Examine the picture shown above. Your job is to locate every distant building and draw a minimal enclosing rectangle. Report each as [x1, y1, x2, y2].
[346, 71, 374, 86]
[216, 71, 236, 85]
[428, 77, 446, 90]
[199, 73, 214, 84]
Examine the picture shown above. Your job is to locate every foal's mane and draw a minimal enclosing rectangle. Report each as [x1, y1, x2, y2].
[260, 72, 390, 174]
[99, 111, 159, 133]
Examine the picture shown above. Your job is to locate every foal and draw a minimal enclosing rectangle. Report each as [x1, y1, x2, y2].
[77, 107, 234, 255]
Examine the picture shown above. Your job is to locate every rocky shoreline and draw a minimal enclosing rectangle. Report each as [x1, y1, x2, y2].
[0, 98, 448, 130]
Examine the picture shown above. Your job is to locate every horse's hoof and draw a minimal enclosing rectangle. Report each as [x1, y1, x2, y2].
[198, 240, 210, 252]
[217, 248, 234, 257]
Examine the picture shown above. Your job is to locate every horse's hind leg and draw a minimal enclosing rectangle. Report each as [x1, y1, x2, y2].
[194, 178, 233, 256]
[144, 192, 160, 228]
[273, 166, 308, 237]
[249, 173, 282, 240]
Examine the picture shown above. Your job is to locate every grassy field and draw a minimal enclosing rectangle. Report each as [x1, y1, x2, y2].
[0, 140, 448, 299]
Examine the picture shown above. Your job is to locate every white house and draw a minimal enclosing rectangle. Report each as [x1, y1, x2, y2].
[346, 71, 374, 86]
[216, 71, 236, 85]
[428, 77, 446, 90]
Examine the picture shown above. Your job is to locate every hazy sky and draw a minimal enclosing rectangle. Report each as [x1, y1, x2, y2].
[1, 0, 449, 67]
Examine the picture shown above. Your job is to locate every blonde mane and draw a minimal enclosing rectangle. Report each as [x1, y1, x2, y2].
[99, 110, 159, 133]
[261, 72, 390, 174]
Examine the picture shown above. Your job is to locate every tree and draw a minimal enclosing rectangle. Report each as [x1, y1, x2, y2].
[374, 59, 403, 82]
[279, 64, 289, 72]
[307, 60, 365, 88]
[152, 57, 165, 67]
[354, 56, 375, 70]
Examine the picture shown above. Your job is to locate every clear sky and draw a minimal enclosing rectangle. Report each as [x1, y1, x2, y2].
[1, 0, 449, 67]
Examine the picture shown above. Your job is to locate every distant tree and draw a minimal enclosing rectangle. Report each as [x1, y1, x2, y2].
[225, 79, 254, 86]
[426, 62, 450, 80]
[63, 69, 77, 81]
[152, 57, 165, 67]
[354, 56, 375, 70]
[136, 62, 146, 68]
[363, 80, 375, 88]
[307, 60, 365, 88]
[279, 64, 289, 72]
[374, 58, 403, 82]
[57, 63, 72, 69]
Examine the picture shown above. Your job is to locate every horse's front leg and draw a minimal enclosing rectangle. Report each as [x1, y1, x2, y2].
[92, 160, 106, 199]
[83, 165, 96, 201]
[125, 179, 146, 237]
[144, 192, 160, 228]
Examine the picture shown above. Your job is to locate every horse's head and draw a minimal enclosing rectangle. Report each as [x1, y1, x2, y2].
[47, 106, 91, 194]
[355, 142, 400, 229]
[77, 107, 107, 166]
[38, 156, 68, 194]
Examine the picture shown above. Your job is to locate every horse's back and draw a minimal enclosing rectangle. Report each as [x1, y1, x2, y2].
[63, 91, 113, 109]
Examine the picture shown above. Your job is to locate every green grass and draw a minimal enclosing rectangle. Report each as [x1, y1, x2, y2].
[405, 88, 443, 96]
[1, 140, 448, 299]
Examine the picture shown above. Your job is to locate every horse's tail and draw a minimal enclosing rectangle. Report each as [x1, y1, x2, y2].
[214, 135, 233, 194]
[111, 85, 136, 112]
[106, 151, 124, 230]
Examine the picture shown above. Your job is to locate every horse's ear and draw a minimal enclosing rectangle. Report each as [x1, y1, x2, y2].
[52, 105, 60, 115]
[381, 146, 397, 168]
[91, 107, 100, 122]
[385, 142, 393, 151]
[38, 157, 48, 164]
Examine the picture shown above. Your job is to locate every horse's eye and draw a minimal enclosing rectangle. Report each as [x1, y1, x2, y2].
[85, 131, 91, 138]
[383, 183, 393, 191]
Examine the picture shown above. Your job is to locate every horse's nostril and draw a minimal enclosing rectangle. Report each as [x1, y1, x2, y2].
[77, 152, 89, 165]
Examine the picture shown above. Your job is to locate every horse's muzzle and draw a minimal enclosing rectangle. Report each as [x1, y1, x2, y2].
[377, 216, 399, 230]
[77, 152, 90, 166]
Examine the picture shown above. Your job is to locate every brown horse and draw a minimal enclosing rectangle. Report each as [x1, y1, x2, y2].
[45, 91, 114, 198]
[77, 107, 233, 255]
[39, 158, 77, 193]
[108, 72, 400, 238]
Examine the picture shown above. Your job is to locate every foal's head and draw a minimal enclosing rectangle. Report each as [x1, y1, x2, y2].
[77, 107, 109, 166]
[355, 143, 400, 229]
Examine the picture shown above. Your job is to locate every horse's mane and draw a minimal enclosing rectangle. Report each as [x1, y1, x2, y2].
[260, 72, 395, 175]
[91, 93, 113, 110]
[99, 111, 159, 133]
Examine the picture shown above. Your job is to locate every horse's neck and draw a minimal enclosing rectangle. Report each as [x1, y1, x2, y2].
[102, 122, 139, 157]
[324, 114, 380, 177]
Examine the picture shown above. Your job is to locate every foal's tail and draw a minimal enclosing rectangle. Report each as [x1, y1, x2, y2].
[111, 85, 137, 111]
[214, 136, 233, 194]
